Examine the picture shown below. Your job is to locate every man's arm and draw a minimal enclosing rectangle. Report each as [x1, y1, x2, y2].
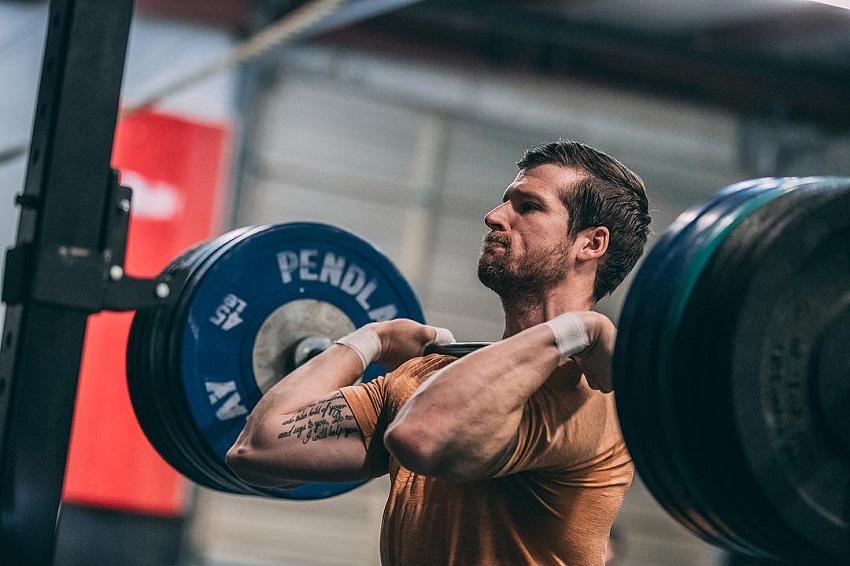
[382, 311, 616, 482]
[225, 343, 370, 487]
[226, 320, 453, 487]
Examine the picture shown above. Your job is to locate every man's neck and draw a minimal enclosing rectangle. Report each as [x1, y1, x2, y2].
[500, 287, 594, 338]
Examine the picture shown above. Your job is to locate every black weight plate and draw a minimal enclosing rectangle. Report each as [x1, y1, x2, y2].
[664, 186, 820, 561]
[684, 178, 850, 563]
[666, 178, 850, 563]
[614, 182, 749, 545]
[615, 179, 789, 552]
[616, 178, 806, 555]
[648, 181, 804, 556]
[128, 227, 258, 494]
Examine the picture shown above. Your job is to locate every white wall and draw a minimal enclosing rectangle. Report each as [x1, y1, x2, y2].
[0, 2, 48, 327]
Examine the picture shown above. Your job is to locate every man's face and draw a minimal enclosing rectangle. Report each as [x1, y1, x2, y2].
[478, 164, 580, 299]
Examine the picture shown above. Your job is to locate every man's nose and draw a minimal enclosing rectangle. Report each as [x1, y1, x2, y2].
[484, 202, 509, 231]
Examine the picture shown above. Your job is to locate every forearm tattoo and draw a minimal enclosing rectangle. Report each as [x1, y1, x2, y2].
[278, 391, 359, 444]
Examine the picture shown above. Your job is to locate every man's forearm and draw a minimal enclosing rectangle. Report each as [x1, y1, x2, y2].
[417, 311, 613, 413]
[395, 324, 563, 431]
[248, 344, 365, 422]
[383, 324, 562, 479]
[227, 346, 372, 486]
[228, 320, 452, 485]
[246, 318, 453, 432]
[384, 312, 614, 479]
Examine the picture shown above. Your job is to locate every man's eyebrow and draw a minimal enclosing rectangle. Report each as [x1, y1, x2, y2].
[502, 186, 538, 203]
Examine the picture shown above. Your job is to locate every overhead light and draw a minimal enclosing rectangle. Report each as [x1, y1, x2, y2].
[806, 0, 850, 9]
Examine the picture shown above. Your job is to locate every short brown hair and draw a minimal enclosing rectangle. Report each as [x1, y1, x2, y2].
[517, 140, 651, 301]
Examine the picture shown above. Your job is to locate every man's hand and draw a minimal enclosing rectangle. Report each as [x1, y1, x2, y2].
[372, 319, 452, 371]
[337, 319, 455, 372]
[545, 311, 616, 393]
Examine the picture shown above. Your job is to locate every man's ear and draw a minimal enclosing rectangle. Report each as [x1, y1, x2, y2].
[576, 226, 609, 261]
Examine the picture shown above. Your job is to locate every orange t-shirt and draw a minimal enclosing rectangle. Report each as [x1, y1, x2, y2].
[340, 354, 634, 566]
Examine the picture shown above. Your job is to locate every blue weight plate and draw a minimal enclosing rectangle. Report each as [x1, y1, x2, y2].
[141, 225, 346, 498]
[169, 230, 274, 495]
[161, 227, 281, 496]
[176, 222, 424, 500]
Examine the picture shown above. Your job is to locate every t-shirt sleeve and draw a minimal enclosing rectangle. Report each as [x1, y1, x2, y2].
[339, 377, 391, 478]
[494, 381, 631, 482]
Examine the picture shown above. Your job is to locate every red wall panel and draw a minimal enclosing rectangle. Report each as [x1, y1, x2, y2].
[63, 110, 231, 516]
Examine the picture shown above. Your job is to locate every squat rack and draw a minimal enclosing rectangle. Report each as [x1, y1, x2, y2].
[0, 1, 154, 564]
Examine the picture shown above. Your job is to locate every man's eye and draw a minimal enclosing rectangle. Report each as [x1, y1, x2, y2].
[520, 202, 538, 212]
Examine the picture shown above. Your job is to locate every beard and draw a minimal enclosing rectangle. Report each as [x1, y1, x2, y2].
[477, 234, 572, 303]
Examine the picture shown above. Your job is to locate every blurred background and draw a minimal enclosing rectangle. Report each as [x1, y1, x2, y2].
[0, 0, 848, 564]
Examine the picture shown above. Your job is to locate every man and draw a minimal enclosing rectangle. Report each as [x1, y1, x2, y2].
[227, 140, 651, 565]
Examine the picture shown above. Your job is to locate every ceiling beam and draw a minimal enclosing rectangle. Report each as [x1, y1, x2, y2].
[338, 2, 850, 131]
[135, 0, 256, 30]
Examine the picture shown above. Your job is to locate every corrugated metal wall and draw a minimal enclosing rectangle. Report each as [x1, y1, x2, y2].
[188, 45, 743, 566]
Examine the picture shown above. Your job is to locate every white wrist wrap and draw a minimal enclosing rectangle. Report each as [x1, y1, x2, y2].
[543, 313, 590, 364]
[432, 326, 456, 346]
[336, 327, 382, 371]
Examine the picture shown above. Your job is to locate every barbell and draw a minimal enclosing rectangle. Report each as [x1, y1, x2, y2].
[126, 177, 850, 564]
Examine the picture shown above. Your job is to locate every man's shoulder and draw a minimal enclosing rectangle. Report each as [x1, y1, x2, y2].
[379, 354, 455, 405]
[393, 353, 457, 380]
